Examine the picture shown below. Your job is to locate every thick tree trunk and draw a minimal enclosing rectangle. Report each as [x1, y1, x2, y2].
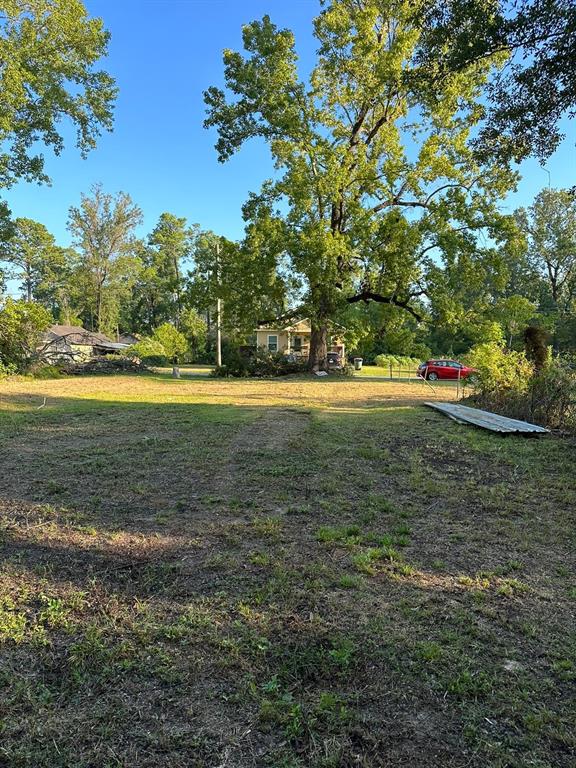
[308, 321, 328, 371]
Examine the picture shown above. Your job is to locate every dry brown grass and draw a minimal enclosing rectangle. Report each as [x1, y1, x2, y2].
[0, 370, 457, 411]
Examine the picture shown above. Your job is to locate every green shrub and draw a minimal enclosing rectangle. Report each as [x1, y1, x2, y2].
[464, 350, 576, 432]
[128, 325, 189, 366]
[0, 359, 17, 377]
[212, 348, 307, 378]
[373, 353, 421, 372]
[526, 358, 576, 430]
[128, 337, 168, 366]
[30, 364, 63, 379]
[464, 342, 533, 393]
[152, 323, 188, 360]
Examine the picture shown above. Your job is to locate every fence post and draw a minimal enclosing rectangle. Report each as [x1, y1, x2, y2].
[389, 362, 392, 379]
[457, 367, 461, 399]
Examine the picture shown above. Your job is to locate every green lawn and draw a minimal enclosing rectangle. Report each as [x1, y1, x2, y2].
[355, 363, 419, 377]
[0, 373, 574, 767]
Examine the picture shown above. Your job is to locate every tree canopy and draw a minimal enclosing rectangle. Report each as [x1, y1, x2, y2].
[146, 213, 195, 327]
[0, 297, 51, 371]
[0, 217, 61, 301]
[2, 0, 574, 373]
[0, 0, 117, 190]
[205, 0, 519, 368]
[515, 188, 576, 311]
[68, 185, 143, 333]
[417, 0, 576, 163]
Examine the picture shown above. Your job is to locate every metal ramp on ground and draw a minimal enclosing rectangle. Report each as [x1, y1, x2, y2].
[425, 402, 549, 435]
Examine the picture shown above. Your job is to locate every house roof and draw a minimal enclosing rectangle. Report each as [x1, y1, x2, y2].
[99, 342, 130, 350]
[256, 318, 310, 333]
[46, 325, 120, 347]
[118, 333, 139, 345]
[256, 318, 346, 333]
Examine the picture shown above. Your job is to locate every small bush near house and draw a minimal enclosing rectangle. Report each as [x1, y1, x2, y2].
[152, 323, 188, 360]
[212, 348, 307, 378]
[338, 361, 355, 376]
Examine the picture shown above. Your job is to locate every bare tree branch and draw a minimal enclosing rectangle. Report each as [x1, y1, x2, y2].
[256, 306, 307, 327]
[346, 290, 423, 320]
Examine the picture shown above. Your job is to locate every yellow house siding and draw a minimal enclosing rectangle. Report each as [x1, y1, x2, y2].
[286, 320, 311, 334]
[256, 320, 345, 360]
[255, 319, 345, 362]
[256, 330, 289, 351]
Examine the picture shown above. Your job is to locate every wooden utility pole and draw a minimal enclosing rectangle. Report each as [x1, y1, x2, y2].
[215, 240, 222, 367]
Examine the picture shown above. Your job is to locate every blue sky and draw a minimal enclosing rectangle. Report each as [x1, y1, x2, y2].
[3, 0, 575, 256]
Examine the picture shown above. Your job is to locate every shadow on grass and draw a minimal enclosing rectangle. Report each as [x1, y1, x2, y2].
[0, 386, 575, 767]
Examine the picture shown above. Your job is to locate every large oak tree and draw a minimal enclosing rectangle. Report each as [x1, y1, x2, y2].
[205, 0, 518, 369]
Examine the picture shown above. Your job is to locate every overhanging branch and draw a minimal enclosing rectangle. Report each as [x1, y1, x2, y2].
[370, 178, 481, 215]
[256, 305, 306, 327]
[346, 291, 423, 321]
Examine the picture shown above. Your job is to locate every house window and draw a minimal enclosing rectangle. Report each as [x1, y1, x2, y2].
[268, 335, 278, 352]
[293, 336, 302, 352]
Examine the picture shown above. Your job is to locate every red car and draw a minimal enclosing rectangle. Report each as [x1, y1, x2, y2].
[417, 359, 477, 381]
